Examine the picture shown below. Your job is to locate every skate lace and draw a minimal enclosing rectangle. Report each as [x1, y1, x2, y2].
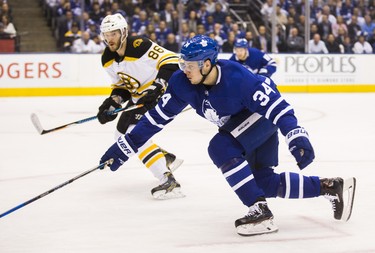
[246, 203, 263, 217]
[324, 193, 338, 211]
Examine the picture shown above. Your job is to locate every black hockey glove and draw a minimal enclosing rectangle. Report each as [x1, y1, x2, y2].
[97, 96, 122, 124]
[137, 78, 166, 111]
[286, 127, 315, 170]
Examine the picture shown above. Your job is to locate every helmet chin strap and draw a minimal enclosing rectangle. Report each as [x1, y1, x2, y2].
[198, 61, 214, 85]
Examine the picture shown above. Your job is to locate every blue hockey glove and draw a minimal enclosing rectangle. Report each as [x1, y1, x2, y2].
[100, 134, 138, 171]
[286, 127, 315, 170]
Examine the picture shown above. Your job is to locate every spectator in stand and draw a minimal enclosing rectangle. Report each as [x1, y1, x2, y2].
[89, 1, 104, 25]
[339, 0, 355, 22]
[205, 15, 215, 34]
[211, 2, 227, 24]
[71, 31, 98, 53]
[1, 14, 16, 38]
[325, 33, 341, 53]
[308, 33, 328, 53]
[160, 2, 174, 30]
[231, 23, 245, 39]
[111, 2, 126, 17]
[132, 10, 149, 35]
[87, 19, 99, 38]
[56, 10, 78, 50]
[100, 0, 112, 14]
[332, 16, 348, 37]
[222, 31, 236, 53]
[148, 32, 157, 43]
[317, 4, 337, 25]
[245, 31, 254, 47]
[361, 15, 375, 40]
[212, 23, 227, 47]
[296, 15, 306, 39]
[352, 7, 365, 27]
[0, 1, 12, 22]
[352, 32, 373, 53]
[261, 0, 273, 22]
[155, 20, 171, 46]
[222, 15, 233, 35]
[196, 24, 207, 36]
[0, 21, 12, 39]
[187, 0, 202, 14]
[187, 10, 199, 34]
[286, 27, 304, 53]
[170, 10, 179, 35]
[197, 3, 210, 27]
[63, 21, 81, 52]
[335, 27, 347, 46]
[180, 22, 190, 45]
[341, 36, 354, 53]
[368, 28, 375, 53]
[285, 16, 297, 38]
[347, 15, 362, 42]
[92, 33, 105, 53]
[276, 4, 288, 26]
[205, 0, 216, 14]
[253, 25, 271, 53]
[163, 33, 179, 53]
[317, 14, 333, 41]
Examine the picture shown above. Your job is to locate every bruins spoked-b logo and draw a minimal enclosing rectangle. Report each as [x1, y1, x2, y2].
[117, 72, 141, 94]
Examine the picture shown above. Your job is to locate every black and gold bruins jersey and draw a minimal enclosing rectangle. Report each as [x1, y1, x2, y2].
[101, 36, 179, 99]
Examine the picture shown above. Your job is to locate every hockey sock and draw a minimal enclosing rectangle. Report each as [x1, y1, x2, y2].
[277, 172, 321, 198]
[220, 158, 265, 206]
[137, 140, 169, 183]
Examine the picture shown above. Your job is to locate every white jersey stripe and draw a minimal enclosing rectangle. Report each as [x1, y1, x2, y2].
[273, 105, 293, 125]
[232, 175, 254, 191]
[265, 97, 283, 119]
[223, 160, 247, 178]
[285, 172, 291, 198]
[299, 174, 304, 198]
[144, 112, 164, 129]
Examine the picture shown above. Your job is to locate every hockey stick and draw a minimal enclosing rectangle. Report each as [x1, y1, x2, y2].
[30, 104, 143, 135]
[0, 159, 113, 219]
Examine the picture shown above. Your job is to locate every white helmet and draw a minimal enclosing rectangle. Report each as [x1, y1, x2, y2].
[100, 13, 128, 47]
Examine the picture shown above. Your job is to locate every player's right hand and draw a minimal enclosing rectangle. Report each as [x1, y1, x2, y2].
[286, 127, 315, 170]
[97, 97, 121, 124]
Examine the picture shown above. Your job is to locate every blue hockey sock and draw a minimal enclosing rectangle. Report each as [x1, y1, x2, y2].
[278, 172, 320, 198]
[220, 158, 265, 206]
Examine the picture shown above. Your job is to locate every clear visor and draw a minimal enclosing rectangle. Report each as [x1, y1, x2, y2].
[178, 57, 204, 72]
[101, 30, 121, 42]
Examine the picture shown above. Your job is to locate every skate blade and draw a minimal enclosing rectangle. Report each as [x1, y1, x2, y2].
[168, 158, 184, 172]
[341, 177, 356, 222]
[236, 218, 279, 236]
[152, 187, 186, 200]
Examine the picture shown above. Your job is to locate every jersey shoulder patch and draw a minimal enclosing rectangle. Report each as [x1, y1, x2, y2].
[125, 36, 152, 59]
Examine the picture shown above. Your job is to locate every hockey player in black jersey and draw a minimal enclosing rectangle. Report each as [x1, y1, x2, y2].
[97, 13, 184, 199]
[99, 35, 356, 236]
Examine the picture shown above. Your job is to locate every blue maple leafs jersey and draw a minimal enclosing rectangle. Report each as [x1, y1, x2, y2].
[128, 60, 298, 148]
[229, 47, 277, 78]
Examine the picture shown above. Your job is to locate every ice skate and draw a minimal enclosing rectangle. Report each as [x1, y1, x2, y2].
[235, 199, 278, 236]
[151, 172, 185, 200]
[161, 149, 184, 172]
[320, 177, 356, 221]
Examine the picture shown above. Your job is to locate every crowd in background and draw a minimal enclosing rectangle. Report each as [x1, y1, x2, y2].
[1, 0, 375, 54]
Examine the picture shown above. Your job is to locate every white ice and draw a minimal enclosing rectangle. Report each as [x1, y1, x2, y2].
[0, 93, 374, 253]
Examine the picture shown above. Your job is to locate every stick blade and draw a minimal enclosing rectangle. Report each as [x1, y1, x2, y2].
[30, 113, 45, 135]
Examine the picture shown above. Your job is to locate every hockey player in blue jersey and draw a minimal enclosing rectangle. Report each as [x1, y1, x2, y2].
[99, 35, 356, 236]
[229, 38, 277, 78]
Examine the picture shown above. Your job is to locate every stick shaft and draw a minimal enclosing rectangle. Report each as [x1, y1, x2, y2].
[32, 104, 143, 135]
[0, 160, 112, 219]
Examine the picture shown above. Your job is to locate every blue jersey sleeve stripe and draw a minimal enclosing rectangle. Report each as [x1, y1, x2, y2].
[144, 112, 165, 129]
[265, 97, 283, 119]
[155, 104, 174, 121]
[272, 105, 293, 125]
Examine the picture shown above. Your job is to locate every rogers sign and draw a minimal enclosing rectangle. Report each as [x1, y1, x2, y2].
[0, 61, 62, 79]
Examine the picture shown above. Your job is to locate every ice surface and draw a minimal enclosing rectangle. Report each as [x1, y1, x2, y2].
[0, 94, 374, 253]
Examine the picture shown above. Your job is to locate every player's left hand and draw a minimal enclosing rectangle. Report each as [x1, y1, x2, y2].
[286, 127, 315, 170]
[137, 78, 166, 110]
[100, 134, 138, 171]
